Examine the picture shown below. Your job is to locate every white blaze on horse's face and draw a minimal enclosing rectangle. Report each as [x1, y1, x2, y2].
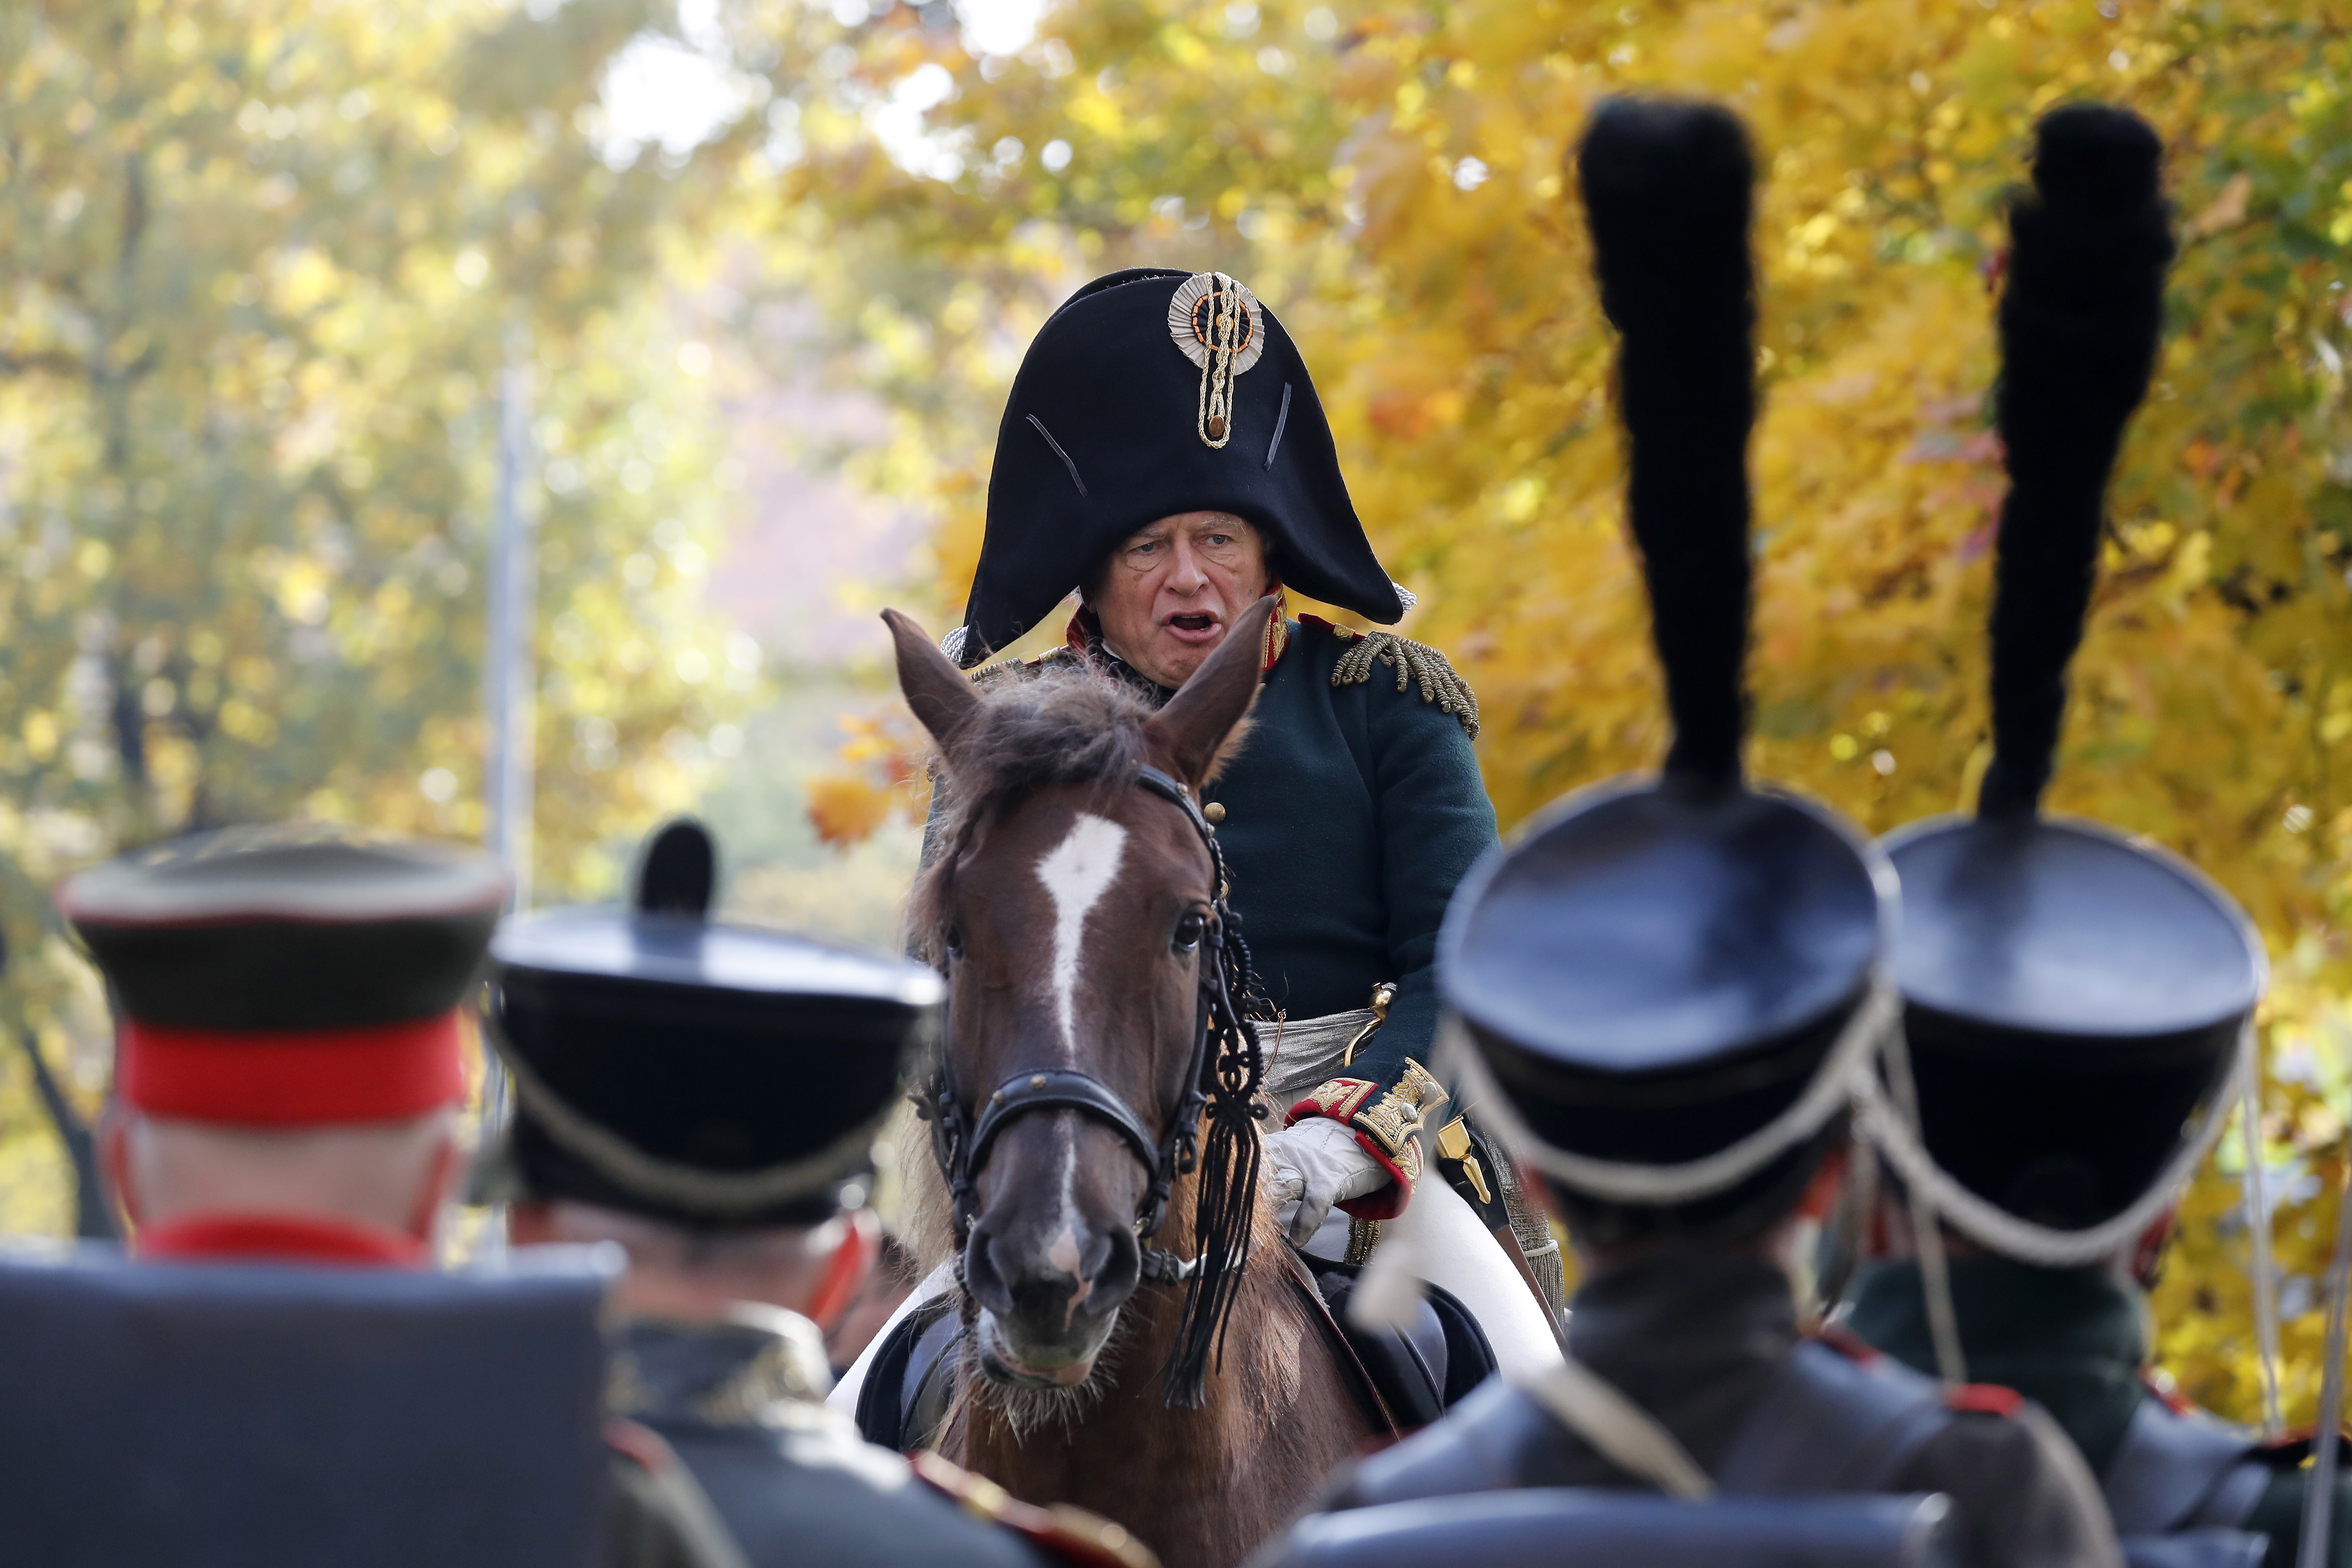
[1035, 812, 1129, 1057]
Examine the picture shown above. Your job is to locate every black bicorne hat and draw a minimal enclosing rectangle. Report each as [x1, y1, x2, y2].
[948, 267, 1406, 667]
[486, 818, 943, 1227]
[1881, 106, 2262, 1238]
[1437, 99, 1892, 1210]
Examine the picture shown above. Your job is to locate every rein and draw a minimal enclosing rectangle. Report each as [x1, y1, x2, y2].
[913, 763, 1266, 1409]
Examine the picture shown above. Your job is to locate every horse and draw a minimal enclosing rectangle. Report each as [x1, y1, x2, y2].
[881, 596, 1384, 1568]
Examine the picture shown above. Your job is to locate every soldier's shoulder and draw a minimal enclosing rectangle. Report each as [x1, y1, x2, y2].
[1846, 1357, 2116, 1565]
[727, 1408, 1070, 1566]
[1812, 1325, 2035, 1425]
[1295, 616, 1479, 740]
[1764, 1333, 2068, 1496]
[969, 646, 1086, 689]
[1333, 1378, 1558, 1506]
[908, 1449, 1161, 1568]
[603, 1418, 753, 1568]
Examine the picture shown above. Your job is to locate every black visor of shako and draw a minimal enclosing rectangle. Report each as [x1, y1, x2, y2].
[1885, 814, 2263, 1230]
[490, 909, 943, 1227]
[1440, 777, 1889, 1168]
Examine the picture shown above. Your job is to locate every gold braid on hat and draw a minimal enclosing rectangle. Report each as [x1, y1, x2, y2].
[1197, 273, 1242, 448]
[1170, 272, 1262, 448]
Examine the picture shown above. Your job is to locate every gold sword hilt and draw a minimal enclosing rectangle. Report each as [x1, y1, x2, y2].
[1341, 982, 1397, 1068]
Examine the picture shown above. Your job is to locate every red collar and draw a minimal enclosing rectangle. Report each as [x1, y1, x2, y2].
[133, 1213, 427, 1268]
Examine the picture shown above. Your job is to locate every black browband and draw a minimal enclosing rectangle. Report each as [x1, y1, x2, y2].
[917, 764, 1246, 1286]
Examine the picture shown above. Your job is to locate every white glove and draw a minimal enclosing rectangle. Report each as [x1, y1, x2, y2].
[1265, 1115, 1391, 1248]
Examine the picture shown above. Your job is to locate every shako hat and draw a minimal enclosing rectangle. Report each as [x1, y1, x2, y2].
[58, 821, 505, 1125]
[1437, 99, 1893, 1216]
[947, 267, 1408, 668]
[1871, 107, 2262, 1258]
[486, 818, 943, 1226]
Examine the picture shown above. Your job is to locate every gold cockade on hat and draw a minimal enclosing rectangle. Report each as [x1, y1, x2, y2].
[1168, 272, 1264, 450]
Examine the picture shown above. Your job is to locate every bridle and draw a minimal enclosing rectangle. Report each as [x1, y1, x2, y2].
[913, 763, 1266, 1406]
[917, 763, 1258, 1268]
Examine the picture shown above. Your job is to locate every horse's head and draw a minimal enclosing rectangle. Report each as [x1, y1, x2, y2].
[885, 600, 1271, 1391]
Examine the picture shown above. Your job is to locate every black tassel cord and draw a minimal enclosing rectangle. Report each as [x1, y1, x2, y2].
[1159, 913, 1264, 1409]
[1578, 96, 1760, 791]
[1980, 104, 2175, 818]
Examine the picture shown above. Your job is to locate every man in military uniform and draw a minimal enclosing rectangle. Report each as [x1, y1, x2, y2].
[59, 821, 739, 1568]
[1842, 103, 2352, 1568]
[483, 818, 1151, 1568]
[866, 258, 1560, 1389]
[1260, 97, 2123, 1568]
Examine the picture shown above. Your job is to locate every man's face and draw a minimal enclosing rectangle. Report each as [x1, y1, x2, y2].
[1087, 511, 1269, 689]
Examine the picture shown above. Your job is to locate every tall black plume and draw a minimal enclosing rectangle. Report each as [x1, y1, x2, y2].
[634, 816, 717, 917]
[1578, 97, 1758, 789]
[1978, 104, 2174, 818]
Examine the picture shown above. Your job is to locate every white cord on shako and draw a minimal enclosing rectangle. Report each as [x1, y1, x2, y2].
[1873, 1008, 1969, 1389]
[1436, 981, 2250, 1397]
[1389, 980, 1897, 1495]
[1434, 978, 1902, 1207]
[1853, 1016, 2254, 1272]
[2240, 1063, 2285, 1438]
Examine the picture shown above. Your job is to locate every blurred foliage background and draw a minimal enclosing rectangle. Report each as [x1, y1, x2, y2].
[769, 0, 2352, 1427]
[0, 0, 924, 1234]
[4, 0, 2350, 1431]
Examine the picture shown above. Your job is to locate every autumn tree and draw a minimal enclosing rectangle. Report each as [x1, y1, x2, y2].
[0, 0, 768, 1232]
[768, 0, 2352, 1423]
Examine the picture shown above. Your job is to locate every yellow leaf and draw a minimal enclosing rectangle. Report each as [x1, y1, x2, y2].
[806, 772, 893, 848]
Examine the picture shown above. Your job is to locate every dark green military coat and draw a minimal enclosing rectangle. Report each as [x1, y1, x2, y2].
[935, 616, 1496, 1215]
[1850, 1256, 2352, 1568]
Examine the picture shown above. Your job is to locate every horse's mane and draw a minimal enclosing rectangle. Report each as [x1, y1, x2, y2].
[907, 664, 1157, 966]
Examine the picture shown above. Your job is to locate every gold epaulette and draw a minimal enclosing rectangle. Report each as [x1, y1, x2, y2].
[908, 1450, 1159, 1568]
[1327, 627, 1480, 739]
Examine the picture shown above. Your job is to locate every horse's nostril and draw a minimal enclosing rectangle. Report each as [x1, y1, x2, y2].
[965, 1228, 1015, 1317]
[1100, 1226, 1142, 1293]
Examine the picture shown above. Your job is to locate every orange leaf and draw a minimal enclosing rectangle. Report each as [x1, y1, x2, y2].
[805, 772, 893, 848]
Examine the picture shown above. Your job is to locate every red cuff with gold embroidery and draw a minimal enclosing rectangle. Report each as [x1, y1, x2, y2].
[1284, 1060, 1449, 1220]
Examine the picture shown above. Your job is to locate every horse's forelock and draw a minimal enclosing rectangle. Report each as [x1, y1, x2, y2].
[909, 666, 1157, 961]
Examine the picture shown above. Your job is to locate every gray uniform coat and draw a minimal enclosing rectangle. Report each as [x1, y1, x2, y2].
[1294, 1257, 2119, 1568]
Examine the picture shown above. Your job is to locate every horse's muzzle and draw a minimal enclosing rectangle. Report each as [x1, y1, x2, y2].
[963, 1217, 1142, 1384]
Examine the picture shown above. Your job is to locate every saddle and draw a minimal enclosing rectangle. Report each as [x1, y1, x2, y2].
[855, 1244, 1499, 1452]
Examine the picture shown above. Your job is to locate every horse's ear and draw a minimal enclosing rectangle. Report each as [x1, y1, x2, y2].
[883, 609, 981, 755]
[1144, 595, 1275, 788]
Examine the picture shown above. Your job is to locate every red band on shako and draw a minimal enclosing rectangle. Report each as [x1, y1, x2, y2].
[117, 1011, 466, 1124]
